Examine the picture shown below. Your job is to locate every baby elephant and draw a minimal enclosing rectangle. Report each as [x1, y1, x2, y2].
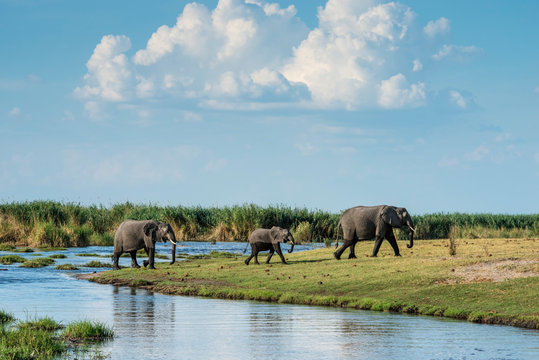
[245, 226, 295, 265]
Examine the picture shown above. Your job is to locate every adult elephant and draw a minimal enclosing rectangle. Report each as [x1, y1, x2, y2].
[244, 226, 295, 265]
[113, 220, 177, 270]
[334, 205, 415, 260]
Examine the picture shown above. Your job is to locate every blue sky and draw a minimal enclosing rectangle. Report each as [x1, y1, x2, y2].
[1, 0, 538, 214]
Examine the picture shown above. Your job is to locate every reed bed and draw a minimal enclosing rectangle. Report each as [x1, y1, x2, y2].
[0, 201, 537, 247]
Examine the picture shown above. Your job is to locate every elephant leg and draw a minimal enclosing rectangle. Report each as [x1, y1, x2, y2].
[143, 248, 155, 269]
[348, 240, 358, 259]
[334, 239, 352, 260]
[372, 237, 384, 257]
[386, 230, 401, 256]
[274, 243, 287, 264]
[113, 252, 121, 270]
[130, 251, 140, 268]
[266, 248, 275, 264]
[245, 244, 256, 265]
[143, 247, 149, 267]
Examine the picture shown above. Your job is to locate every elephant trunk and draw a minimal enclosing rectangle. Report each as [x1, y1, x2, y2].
[288, 243, 294, 253]
[407, 225, 415, 248]
[288, 237, 295, 254]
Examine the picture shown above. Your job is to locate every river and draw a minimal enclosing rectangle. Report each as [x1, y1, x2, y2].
[1, 242, 537, 359]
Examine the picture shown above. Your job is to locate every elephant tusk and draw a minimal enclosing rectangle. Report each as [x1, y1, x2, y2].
[169, 239, 177, 245]
[409, 226, 416, 232]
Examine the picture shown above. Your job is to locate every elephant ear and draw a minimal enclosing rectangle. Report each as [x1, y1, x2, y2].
[381, 206, 402, 228]
[143, 222, 158, 248]
[269, 226, 281, 242]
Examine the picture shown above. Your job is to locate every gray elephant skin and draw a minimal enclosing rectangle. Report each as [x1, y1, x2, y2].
[244, 226, 295, 265]
[334, 205, 415, 260]
[113, 220, 177, 270]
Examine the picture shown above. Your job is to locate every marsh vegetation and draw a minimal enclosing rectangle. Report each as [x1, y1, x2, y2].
[0, 201, 537, 248]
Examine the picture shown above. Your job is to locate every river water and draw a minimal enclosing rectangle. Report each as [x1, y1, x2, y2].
[1, 242, 537, 359]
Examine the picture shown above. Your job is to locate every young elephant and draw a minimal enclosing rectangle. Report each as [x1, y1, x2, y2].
[244, 226, 295, 265]
[113, 220, 177, 270]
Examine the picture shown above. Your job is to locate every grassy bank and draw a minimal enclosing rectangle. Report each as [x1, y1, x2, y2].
[0, 311, 113, 360]
[1, 201, 538, 247]
[89, 237, 539, 329]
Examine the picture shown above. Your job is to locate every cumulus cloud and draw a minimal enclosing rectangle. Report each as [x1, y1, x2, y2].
[378, 73, 426, 108]
[74, 0, 480, 112]
[423, 17, 450, 37]
[74, 35, 132, 102]
[283, 0, 419, 109]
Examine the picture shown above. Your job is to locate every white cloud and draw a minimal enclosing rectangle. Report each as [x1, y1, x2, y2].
[9, 107, 21, 117]
[449, 90, 467, 108]
[465, 146, 490, 162]
[74, 0, 480, 112]
[74, 35, 132, 102]
[378, 73, 426, 108]
[283, 0, 417, 109]
[423, 17, 450, 37]
[412, 59, 423, 72]
[433, 44, 482, 61]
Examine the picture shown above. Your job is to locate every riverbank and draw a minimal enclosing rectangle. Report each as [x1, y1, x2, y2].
[86, 237, 538, 329]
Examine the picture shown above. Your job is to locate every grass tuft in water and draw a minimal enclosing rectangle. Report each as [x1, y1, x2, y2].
[48, 254, 67, 259]
[84, 261, 111, 268]
[62, 320, 114, 342]
[20, 257, 55, 268]
[18, 316, 63, 332]
[55, 264, 79, 270]
[0, 255, 26, 265]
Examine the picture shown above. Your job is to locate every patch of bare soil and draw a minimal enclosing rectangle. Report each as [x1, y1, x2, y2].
[447, 259, 538, 284]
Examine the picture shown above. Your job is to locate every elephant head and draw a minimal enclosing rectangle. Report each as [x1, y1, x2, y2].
[143, 222, 177, 248]
[270, 226, 295, 253]
[381, 206, 415, 248]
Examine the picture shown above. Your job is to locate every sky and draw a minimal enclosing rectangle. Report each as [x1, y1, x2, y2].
[1, 0, 538, 214]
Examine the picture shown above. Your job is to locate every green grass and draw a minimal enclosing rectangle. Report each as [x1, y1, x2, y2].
[55, 264, 79, 270]
[0, 313, 113, 359]
[18, 317, 63, 332]
[76, 253, 100, 257]
[62, 320, 114, 342]
[0, 310, 15, 325]
[12, 247, 34, 253]
[0, 255, 26, 265]
[20, 257, 55, 268]
[0, 244, 16, 251]
[91, 237, 539, 329]
[84, 261, 111, 268]
[48, 254, 67, 259]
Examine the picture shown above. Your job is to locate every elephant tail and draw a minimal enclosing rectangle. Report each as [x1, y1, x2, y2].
[243, 241, 249, 254]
